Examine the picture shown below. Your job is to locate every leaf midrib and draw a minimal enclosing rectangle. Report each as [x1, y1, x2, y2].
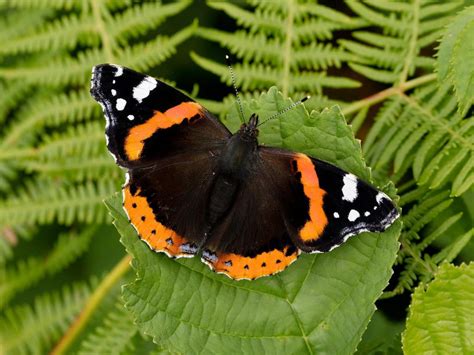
[276, 276, 314, 354]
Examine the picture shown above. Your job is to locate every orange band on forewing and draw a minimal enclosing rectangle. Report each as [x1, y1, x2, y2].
[125, 102, 202, 160]
[209, 247, 298, 280]
[123, 186, 190, 257]
[294, 154, 328, 242]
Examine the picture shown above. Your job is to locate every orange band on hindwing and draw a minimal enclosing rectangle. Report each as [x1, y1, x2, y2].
[205, 247, 299, 280]
[293, 154, 328, 242]
[123, 185, 192, 257]
[125, 102, 202, 160]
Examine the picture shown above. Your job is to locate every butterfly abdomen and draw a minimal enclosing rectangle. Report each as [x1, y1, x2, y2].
[206, 131, 259, 225]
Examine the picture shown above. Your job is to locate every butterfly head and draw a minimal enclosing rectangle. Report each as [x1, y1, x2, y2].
[238, 113, 259, 141]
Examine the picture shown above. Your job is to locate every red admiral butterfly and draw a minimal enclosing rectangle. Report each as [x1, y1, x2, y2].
[90, 64, 399, 280]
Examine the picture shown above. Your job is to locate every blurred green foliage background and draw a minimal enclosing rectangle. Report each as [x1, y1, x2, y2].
[0, 1, 472, 354]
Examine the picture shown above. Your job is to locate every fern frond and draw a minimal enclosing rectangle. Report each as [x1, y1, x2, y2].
[108, 1, 191, 44]
[348, 63, 399, 84]
[384, 181, 471, 298]
[418, 213, 464, 252]
[0, 2, 197, 353]
[78, 302, 139, 354]
[0, 282, 91, 354]
[345, 0, 463, 84]
[115, 22, 196, 72]
[1, 91, 99, 149]
[33, 122, 106, 161]
[0, 22, 195, 87]
[346, 1, 408, 35]
[0, 14, 98, 55]
[207, 2, 285, 35]
[404, 197, 453, 243]
[196, 0, 360, 111]
[364, 81, 473, 197]
[0, 180, 116, 226]
[452, 157, 474, 196]
[0, 48, 106, 86]
[25, 156, 120, 183]
[0, 227, 95, 309]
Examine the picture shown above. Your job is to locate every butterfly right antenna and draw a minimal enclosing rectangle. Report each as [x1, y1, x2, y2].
[257, 95, 310, 127]
[225, 55, 245, 123]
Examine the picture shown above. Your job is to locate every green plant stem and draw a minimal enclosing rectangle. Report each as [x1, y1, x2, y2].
[91, 0, 114, 62]
[398, 0, 420, 84]
[50, 255, 132, 355]
[281, 0, 295, 97]
[341, 73, 436, 116]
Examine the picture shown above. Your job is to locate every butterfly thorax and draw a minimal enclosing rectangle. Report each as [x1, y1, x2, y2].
[216, 113, 259, 177]
[205, 114, 260, 230]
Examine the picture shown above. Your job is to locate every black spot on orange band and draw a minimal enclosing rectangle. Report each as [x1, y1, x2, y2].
[204, 246, 299, 280]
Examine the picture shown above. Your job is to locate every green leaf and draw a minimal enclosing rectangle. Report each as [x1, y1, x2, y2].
[402, 263, 474, 354]
[105, 87, 401, 353]
[437, 6, 474, 115]
[452, 21, 474, 116]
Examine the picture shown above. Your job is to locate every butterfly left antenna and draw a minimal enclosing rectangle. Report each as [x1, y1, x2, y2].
[225, 55, 245, 123]
[257, 95, 310, 127]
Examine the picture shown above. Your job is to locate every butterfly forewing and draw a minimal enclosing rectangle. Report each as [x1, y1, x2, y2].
[91, 64, 230, 168]
[91, 64, 230, 256]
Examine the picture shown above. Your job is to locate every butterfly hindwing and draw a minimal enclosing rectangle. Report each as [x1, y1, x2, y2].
[199, 151, 303, 279]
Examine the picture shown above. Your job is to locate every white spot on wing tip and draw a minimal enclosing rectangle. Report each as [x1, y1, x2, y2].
[127, 114, 134, 120]
[342, 174, 358, 202]
[116, 98, 126, 111]
[348, 209, 360, 222]
[111, 89, 116, 96]
[333, 212, 340, 218]
[133, 77, 157, 103]
[364, 211, 371, 217]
